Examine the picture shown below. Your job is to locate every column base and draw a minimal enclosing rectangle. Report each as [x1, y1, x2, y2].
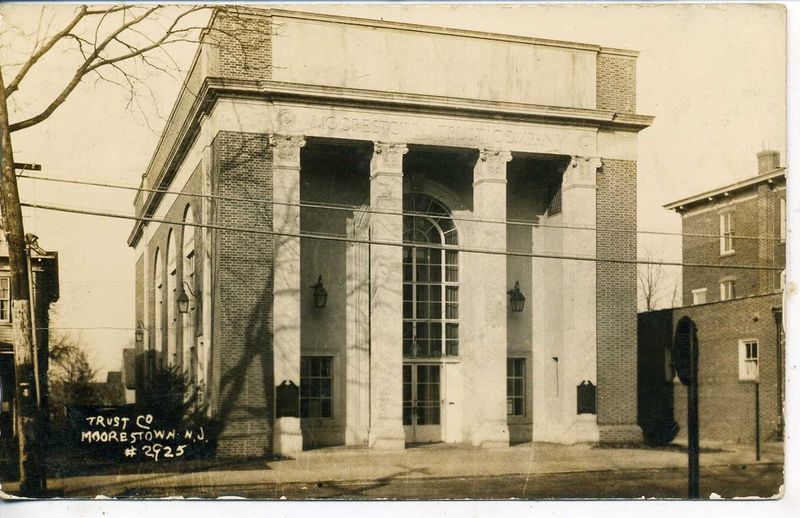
[575, 414, 600, 443]
[368, 419, 405, 450]
[598, 423, 643, 444]
[273, 417, 303, 456]
[471, 420, 510, 448]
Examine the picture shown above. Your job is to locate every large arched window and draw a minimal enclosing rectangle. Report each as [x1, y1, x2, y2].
[402, 193, 459, 357]
[153, 248, 163, 361]
[166, 229, 177, 366]
[182, 206, 197, 385]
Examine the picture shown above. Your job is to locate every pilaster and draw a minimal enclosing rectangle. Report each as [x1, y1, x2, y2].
[271, 134, 305, 455]
[560, 156, 601, 443]
[367, 142, 408, 450]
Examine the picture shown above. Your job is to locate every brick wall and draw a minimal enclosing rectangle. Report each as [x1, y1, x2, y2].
[773, 190, 786, 289]
[596, 159, 641, 442]
[682, 183, 785, 304]
[596, 53, 636, 113]
[140, 165, 204, 386]
[209, 131, 274, 457]
[208, 9, 273, 81]
[672, 293, 783, 443]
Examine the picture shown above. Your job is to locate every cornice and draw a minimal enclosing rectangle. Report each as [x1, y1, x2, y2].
[215, 78, 655, 131]
[222, 6, 639, 56]
[128, 77, 655, 246]
[664, 169, 787, 212]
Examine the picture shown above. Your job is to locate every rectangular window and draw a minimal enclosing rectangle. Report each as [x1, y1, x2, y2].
[300, 356, 333, 418]
[720, 280, 735, 301]
[691, 288, 707, 305]
[507, 358, 525, 416]
[738, 340, 758, 381]
[0, 277, 9, 322]
[780, 197, 786, 242]
[720, 213, 734, 255]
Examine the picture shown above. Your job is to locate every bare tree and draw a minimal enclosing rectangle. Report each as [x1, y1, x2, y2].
[0, 4, 223, 495]
[638, 248, 666, 312]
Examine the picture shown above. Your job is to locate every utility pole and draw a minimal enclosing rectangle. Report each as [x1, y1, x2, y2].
[675, 317, 700, 500]
[0, 72, 46, 496]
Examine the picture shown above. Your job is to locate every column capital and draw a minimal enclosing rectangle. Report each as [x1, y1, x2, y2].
[270, 134, 306, 168]
[564, 155, 602, 190]
[371, 142, 408, 177]
[474, 149, 513, 185]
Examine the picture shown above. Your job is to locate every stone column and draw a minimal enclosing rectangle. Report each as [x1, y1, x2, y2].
[368, 142, 407, 450]
[271, 134, 305, 455]
[469, 149, 512, 447]
[560, 156, 601, 443]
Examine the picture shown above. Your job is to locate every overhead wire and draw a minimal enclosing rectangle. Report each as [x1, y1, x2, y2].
[17, 172, 786, 243]
[20, 200, 785, 272]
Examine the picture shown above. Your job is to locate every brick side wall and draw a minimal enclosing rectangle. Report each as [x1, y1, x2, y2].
[209, 9, 272, 81]
[757, 185, 774, 293]
[773, 190, 786, 289]
[210, 132, 274, 457]
[596, 53, 636, 113]
[142, 166, 204, 381]
[672, 294, 783, 443]
[682, 184, 785, 304]
[596, 159, 641, 442]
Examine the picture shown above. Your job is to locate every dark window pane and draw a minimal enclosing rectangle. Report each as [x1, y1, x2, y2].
[446, 341, 458, 356]
[417, 300, 428, 319]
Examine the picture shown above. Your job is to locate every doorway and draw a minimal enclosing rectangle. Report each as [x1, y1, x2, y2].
[403, 363, 442, 443]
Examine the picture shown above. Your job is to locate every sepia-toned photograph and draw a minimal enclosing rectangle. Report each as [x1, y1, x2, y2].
[0, 1, 791, 504]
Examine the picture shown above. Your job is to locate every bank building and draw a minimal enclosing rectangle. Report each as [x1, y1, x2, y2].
[128, 8, 653, 456]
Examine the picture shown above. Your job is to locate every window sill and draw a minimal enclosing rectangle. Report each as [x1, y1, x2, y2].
[720, 250, 736, 257]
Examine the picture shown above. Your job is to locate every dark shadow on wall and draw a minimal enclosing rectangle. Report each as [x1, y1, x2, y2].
[637, 309, 679, 445]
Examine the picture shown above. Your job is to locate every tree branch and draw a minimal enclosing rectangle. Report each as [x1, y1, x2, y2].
[5, 5, 89, 97]
[8, 5, 162, 133]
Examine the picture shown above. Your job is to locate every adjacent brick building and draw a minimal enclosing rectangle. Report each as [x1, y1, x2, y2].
[0, 237, 60, 459]
[129, 7, 653, 456]
[639, 151, 785, 444]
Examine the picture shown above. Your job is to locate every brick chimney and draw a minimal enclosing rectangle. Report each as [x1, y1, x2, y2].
[757, 150, 780, 174]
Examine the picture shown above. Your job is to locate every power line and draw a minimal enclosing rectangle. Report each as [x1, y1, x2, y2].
[18, 172, 785, 243]
[20, 200, 784, 272]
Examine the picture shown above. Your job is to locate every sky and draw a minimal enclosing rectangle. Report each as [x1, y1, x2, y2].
[0, 2, 788, 378]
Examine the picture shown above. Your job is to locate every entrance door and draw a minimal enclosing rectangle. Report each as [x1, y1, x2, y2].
[403, 364, 442, 443]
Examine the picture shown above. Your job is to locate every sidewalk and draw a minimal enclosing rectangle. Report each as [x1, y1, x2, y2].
[0, 441, 783, 498]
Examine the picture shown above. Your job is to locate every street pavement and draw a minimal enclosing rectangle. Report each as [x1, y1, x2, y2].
[0, 441, 784, 500]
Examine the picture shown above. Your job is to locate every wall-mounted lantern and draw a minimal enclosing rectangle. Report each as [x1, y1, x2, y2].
[310, 275, 328, 309]
[507, 281, 526, 313]
[178, 282, 199, 314]
[135, 322, 144, 343]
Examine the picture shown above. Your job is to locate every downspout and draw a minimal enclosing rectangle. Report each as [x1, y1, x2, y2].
[772, 306, 783, 439]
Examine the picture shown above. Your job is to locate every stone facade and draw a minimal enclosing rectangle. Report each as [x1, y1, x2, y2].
[129, 8, 653, 456]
